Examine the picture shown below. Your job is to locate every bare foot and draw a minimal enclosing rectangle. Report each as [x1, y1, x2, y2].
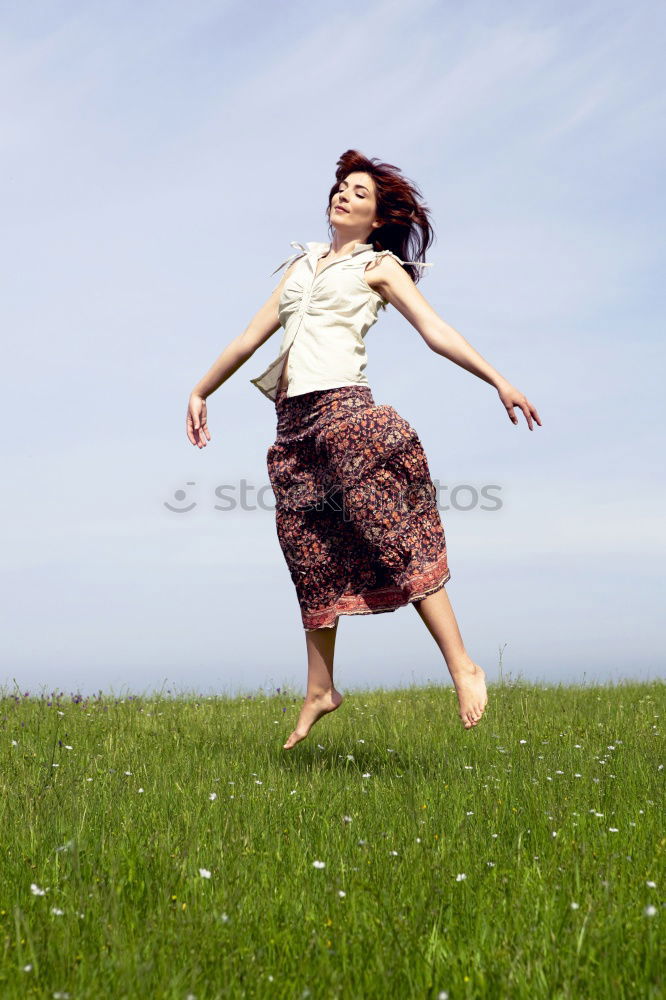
[283, 690, 344, 749]
[450, 659, 488, 729]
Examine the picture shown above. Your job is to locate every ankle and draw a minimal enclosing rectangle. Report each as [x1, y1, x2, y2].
[447, 655, 478, 678]
[305, 687, 335, 700]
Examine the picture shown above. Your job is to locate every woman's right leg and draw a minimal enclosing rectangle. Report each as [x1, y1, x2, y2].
[305, 619, 339, 694]
[283, 620, 344, 750]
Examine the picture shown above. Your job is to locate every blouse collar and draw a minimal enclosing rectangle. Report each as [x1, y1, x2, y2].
[270, 240, 374, 278]
[307, 240, 374, 258]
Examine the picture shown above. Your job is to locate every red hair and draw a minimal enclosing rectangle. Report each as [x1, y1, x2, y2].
[325, 149, 435, 285]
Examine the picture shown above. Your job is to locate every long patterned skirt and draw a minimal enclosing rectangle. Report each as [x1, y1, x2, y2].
[266, 383, 451, 631]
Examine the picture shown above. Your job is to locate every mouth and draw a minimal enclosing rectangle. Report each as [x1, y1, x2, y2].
[334, 205, 349, 214]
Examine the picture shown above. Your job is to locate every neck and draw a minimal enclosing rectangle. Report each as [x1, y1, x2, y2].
[327, 231, 372, 256]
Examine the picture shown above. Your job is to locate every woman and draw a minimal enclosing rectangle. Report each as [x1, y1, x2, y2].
[186, 150, 541, 748]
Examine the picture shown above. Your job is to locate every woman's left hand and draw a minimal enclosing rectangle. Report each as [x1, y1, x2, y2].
[497, 382, 542, 430]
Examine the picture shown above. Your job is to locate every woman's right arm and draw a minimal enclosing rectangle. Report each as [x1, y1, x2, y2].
[186, 263, 297, 448]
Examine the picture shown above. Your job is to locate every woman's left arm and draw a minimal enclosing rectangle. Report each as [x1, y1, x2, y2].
[374, 256, 542, 430]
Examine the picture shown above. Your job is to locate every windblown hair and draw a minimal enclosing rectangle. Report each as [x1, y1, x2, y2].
[325, 149, 435, 285]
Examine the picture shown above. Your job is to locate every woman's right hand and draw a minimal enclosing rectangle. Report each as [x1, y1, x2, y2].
[187, 393, 211, 448]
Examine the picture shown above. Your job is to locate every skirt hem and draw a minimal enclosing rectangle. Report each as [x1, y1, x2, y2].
[301, 554, 451, 631]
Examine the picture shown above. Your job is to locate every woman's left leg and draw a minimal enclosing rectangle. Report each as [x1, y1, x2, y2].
[283, 620, 344, 749]
[412, 586, 488, 729]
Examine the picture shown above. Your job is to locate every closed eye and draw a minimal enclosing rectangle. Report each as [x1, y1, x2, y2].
[339, 184, 366, 199]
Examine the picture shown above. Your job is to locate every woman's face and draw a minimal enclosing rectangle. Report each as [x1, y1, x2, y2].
[329, 171, 380, 242]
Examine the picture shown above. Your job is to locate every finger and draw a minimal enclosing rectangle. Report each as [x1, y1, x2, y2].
[193, 421, 205, 447]
[186, 414, 196, 446]
[507, 405, 518, 425]
[519, 402, 533, 430]
[522, 397, 542, 428]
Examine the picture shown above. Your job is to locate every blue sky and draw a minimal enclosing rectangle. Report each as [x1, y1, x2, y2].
[1, 0, 664, 698]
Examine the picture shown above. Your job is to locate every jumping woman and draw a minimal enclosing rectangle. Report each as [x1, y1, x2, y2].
[186, 149, 542, 748]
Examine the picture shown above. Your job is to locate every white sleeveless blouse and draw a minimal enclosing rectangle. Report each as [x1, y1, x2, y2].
[249, 240, 431, 401]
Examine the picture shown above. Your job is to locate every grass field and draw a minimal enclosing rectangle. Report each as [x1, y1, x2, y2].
[1, 678, 663, 999]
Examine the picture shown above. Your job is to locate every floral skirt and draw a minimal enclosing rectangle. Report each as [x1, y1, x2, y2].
[266, 383, 451, 631]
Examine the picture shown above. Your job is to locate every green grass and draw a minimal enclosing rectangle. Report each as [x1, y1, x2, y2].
[0, 678, 663, 999]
